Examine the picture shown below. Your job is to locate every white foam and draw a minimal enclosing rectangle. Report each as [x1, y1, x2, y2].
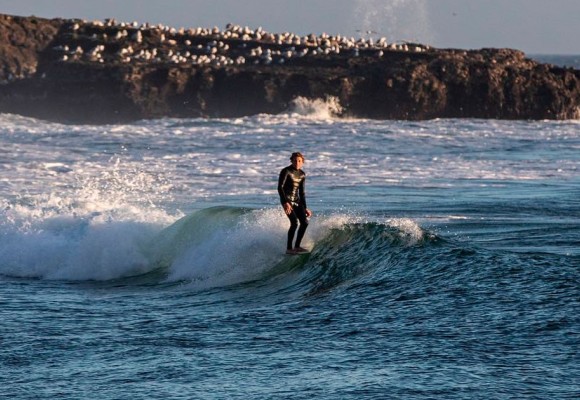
[0, 207, 167, 280]
[6, 112, 576, 210]
[0, 165, 179, 280]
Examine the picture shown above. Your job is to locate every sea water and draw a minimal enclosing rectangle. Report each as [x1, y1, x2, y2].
[0, 93, 578, 398]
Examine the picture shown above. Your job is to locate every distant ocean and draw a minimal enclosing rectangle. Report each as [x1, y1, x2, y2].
[0, 56, 578, 399]
[530, 54, 580, 69]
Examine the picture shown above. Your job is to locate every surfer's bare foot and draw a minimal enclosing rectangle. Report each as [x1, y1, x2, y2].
[286, 249, 297, 255]
[293, 247, 309, 254]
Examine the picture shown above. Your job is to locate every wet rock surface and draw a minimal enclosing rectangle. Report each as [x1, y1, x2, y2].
[0, 14, 578, 123]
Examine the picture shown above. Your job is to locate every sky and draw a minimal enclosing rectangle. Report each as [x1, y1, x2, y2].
[1, 0, 578, 54]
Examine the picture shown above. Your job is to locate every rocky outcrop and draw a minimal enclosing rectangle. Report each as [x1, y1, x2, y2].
[0, 13, 578, 123]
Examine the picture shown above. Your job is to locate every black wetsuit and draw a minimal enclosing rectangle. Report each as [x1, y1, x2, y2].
[278, 165, 309, 250]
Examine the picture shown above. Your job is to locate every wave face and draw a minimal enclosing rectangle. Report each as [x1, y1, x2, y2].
[148, 207, 434, 293]
[0, 204, 435, 292]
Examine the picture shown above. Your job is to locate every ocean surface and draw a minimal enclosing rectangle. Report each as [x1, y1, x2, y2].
[1, 73, 579, 398]
[530, 54, 580, 69]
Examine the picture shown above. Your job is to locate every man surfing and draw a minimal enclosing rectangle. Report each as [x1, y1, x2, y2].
[278, 152, 313, 255]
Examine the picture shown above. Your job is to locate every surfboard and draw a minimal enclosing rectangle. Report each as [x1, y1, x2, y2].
[285, 250, 310, 256]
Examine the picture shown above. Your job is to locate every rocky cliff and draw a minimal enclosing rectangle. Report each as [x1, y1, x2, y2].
[0, 13, 578, 123]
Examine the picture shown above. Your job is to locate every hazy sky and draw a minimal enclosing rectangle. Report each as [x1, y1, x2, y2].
[1, 0, 578, 54]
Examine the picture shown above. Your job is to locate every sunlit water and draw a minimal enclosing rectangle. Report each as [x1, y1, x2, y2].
[0, 96, 578, 399]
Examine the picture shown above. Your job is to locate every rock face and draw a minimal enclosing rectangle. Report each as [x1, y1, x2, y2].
[0, 13, 578, 123]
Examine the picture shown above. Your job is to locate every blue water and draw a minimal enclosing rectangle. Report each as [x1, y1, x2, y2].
[0, 102, 578, 398]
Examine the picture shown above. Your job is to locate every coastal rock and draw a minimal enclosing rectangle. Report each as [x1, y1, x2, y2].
[0, 13, 578, 123]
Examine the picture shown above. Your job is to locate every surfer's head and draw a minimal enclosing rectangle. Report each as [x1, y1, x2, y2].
[290, 152, 304, 161]
[290, 152, 304, 169]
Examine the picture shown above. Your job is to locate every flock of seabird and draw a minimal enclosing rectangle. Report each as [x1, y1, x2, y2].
[52, 18, 431, 67]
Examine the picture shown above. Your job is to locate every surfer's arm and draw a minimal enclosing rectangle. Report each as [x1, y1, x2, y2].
[278, 169, 290, 209]
[299, 174, 312, 217]
[298, 174, 307, 209]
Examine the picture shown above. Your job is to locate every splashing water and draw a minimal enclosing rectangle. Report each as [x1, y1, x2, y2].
[287, 96, 344, 120]
[0, 160, 179, 281]
[352, 0, 433, 43]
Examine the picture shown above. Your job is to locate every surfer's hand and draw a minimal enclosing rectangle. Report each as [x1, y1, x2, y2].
[306, 209, 313, 218]
[283, 203, 293, 215]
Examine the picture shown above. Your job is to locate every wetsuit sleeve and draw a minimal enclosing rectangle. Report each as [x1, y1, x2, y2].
[278, 168, 290, 205]
[299, 173, 307, 209]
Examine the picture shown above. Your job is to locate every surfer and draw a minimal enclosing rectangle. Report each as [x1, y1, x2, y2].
[278, 152, 313, 254]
